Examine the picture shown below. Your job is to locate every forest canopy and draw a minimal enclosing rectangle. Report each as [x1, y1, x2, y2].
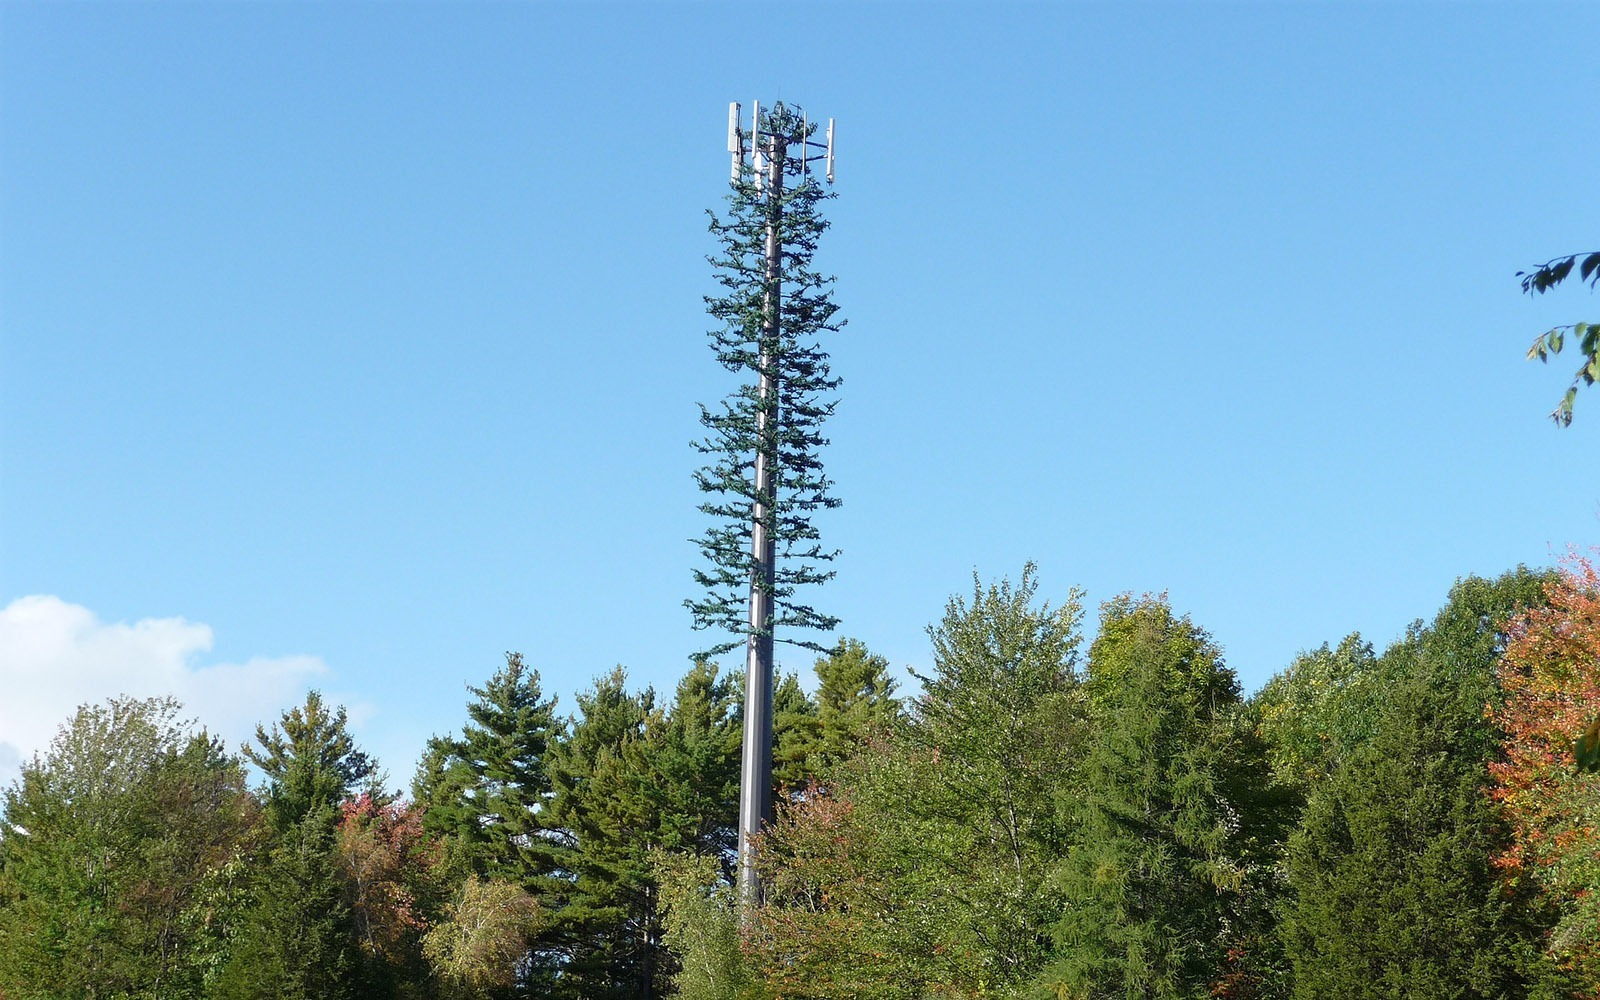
[3, 560, 1599, 999]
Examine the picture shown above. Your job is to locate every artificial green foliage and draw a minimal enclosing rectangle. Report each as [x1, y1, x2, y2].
[0, 697, 258, 999]
[1280, 570, 1567, 1000]
[688, 101, 844, 658]
[1042, 596, 1284, 1000]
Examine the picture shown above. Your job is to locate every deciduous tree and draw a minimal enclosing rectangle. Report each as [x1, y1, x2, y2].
[1489, 556, 1600, 984]
[1520, 250, 1600, 425]
[0, 696, 257, 998]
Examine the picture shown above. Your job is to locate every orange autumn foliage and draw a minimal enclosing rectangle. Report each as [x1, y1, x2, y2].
[1489, 556, 1600, 983]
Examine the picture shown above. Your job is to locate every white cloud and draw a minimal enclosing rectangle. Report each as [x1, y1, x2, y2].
[0, 596, 332, 787]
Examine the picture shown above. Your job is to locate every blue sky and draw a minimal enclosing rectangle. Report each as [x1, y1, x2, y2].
[3, 2, 1598, 785]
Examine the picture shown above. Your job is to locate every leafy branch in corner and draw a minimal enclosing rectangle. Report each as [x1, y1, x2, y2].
[1518, 250, 1600, 426]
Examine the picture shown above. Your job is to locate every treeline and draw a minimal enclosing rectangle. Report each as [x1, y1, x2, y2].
[3, 559, 1599, 999]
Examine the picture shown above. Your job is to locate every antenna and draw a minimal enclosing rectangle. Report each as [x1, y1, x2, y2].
[716, 99, 839, 920]
[825, 118, 835, 185]
[752, 101, 763, 194]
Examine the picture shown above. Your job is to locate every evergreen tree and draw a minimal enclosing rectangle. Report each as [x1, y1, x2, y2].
[543, 665, 744, 1000]
[765, 640, 900, 799]
[811, 638, 901, 774]
[1281, 569, 1567, 1000]
[688, 101, 844, 658]
[244, 690, 377, 833]
[543, 668, 659, 999]
[770, 670, 819, 796]
[1283, 663, 1564, 999]
[648, 662, 741, 860]
[1042, 596, 1284, 1000]
[418, 652, 565, 892]
[213, 812, 360, 1000]
[219, 692, 381, 998]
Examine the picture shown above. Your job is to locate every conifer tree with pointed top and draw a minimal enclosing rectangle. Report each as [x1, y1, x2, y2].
[688, 101, 843, 659]
[420, 652, 564, 891]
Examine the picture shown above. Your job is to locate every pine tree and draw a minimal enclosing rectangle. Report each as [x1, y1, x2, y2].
[420, 653, 565, 891]
[244, 690, 377, 834]
[648, 662, 741, 860]
[224, 691, 380, 998]
[688, 101, 844, 658]
[812, 638, 901, 773]
[542, 668, 660, 999]
[1280, 570, 1568, 1000]
[1042, 596, 1282, 1000]
[543, 665, 746, 999]
[213, 812, 360, 1000]
[770, 671, 819, 796]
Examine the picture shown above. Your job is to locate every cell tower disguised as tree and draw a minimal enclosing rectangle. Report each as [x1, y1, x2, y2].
[688, 100, 840, 905]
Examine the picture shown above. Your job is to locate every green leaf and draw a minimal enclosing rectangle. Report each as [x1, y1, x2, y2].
[1555, 387, 1578, 427]
[1550, 329, 1565, 354]
[1576, 715, 1600, 772]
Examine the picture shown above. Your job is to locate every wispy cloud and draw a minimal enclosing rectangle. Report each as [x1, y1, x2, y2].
[0, 596, 332, 787]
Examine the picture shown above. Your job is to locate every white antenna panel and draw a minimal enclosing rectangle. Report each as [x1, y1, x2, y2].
[727, 103, 741, 154]
[752, 101, 764, 192]
[752, 100, 764, 193]
[825, 118, 835, 185]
